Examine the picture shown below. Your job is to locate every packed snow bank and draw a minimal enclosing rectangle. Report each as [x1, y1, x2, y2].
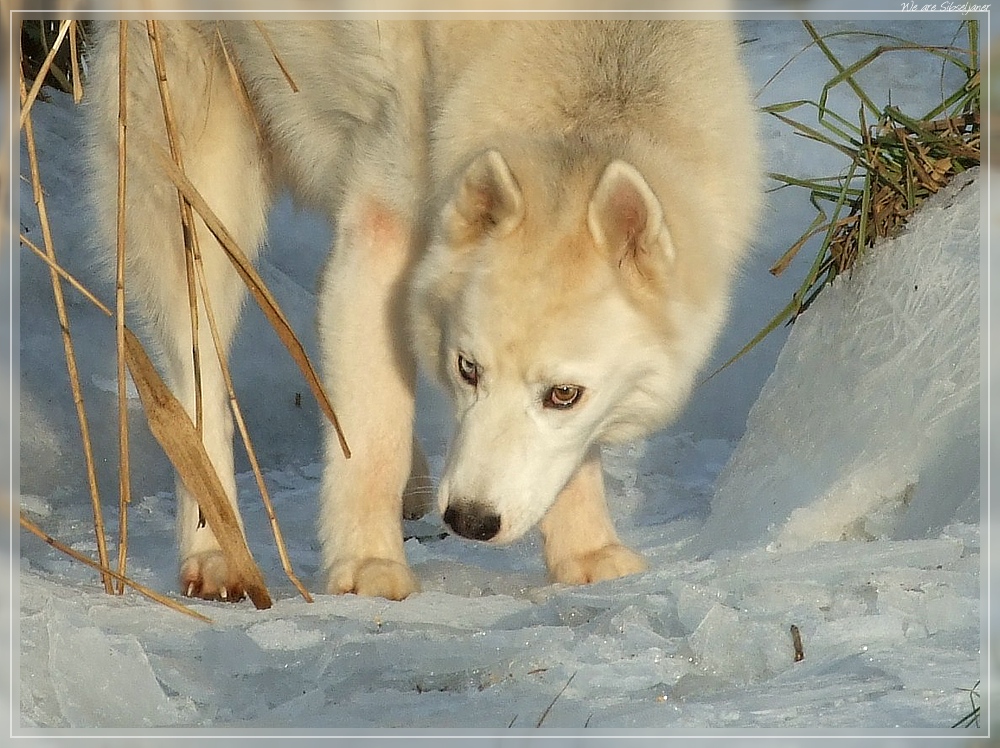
[697, 169, 981, 555]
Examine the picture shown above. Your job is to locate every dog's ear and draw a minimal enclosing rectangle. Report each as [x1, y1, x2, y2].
[588, 160, 674, 281]
[445, 149, 524, 242]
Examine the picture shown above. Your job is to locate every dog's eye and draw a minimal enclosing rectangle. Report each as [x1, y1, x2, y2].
[544, 385, 583, 409]
[457, 354, 479, 386]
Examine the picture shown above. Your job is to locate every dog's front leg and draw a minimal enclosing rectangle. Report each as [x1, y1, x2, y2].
[316, 195, 421, 600]
[539, 448, 648, 585]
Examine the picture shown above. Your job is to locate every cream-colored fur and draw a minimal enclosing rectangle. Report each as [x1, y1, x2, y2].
[86, 20, 760, 601]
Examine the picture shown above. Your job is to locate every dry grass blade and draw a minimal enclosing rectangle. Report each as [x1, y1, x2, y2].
[19, 19, 71, 131]
[951, 680, 980, 728]
[536, 671, 576, 727]
[20, 61, 114, 595]
[156, 153, 351, 460]
[190, 244, 313, 603]
[145, 20, 205, 435]
[123, 327, 273, 610]
[253, 21, 299, 92]
[768, 212, 828, 277]
[20, 233, 113, 317]
[20, 513, 213, 624]
[216, 27, 266, 145]
[146, 22, 312, 600]
[69, 20, 83, 103]
[115, 20, 132, 595]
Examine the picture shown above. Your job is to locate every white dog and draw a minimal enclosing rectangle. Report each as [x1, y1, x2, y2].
[86, 20, 760, 601]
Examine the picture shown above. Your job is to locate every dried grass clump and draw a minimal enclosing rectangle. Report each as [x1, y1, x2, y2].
[821, 106, 979, 278]
[714, 20, 980, 376]
[18, 19, 348, 618]
[19, 21, 112, 596]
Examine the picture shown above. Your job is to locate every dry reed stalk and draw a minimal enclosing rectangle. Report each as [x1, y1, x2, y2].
[156, 153, 352, 460]
[143, 20, 315, 602]
[114, 21, 132, 595]
[191, 253, 313, 603]
[20, 513, 213, 624]
[20, 234, 114, 316]
[36, 21, 74, 94]
[216, 29, 315, 600]
[22, 18, 347, 608]
[216, 27, 266, 146]
[252, 21, 299, 92]
[19, 19, 71, 131]
[69, 20, 82, 103]
[20, 221, 170, 609]
[145, 20, 204, 436]
[123, 327, 273, 610]
[20, 62, 114, 595]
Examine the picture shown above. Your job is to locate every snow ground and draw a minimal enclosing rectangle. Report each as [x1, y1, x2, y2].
[9, 16, 989, 741]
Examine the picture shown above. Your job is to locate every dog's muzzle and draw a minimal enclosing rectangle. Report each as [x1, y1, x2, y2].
[443, 502, 501, 542]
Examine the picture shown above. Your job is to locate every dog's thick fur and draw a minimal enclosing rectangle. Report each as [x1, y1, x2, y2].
[86, 20, 761, 601]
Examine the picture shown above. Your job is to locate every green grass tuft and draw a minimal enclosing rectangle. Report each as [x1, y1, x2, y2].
[951, 679, 980, 729]
[711, 20, 980, 380]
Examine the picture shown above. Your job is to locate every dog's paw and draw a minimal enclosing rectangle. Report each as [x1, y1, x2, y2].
[326, 558, 419, 600]
[549, 544, 648, 586]
[180, 551, 246, 602]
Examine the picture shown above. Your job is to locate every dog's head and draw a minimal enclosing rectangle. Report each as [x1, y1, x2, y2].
[410, 147, 730, 544]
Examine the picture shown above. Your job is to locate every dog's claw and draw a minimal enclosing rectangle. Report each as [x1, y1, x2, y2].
[180, 551, 246, 602]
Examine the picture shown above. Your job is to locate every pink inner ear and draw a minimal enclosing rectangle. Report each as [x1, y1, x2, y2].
[605, 175, 649, 251]
[474, 181, 504, 227]
[453, 150, 523, 235]
[459, 180, 487, 224]
[613, 184, 647, 246]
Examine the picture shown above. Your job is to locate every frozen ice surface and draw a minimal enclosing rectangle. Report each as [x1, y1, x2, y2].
[246, 618, 326, 651]
[698, 170, 980, 555]
[44, 600, 193, 728]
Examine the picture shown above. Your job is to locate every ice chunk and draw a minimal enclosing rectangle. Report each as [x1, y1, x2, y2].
[601, 441, 647, 519]
[247, 619, 325, 651]
[873, 567, 979, 636]
[19, 494, 52, 518]
[200, 629, 268, 675]
[673, 581, 730, 633]
[687, 603, 789, 684]
[46, 600, 187, 727]
[698, 171, 980, 554]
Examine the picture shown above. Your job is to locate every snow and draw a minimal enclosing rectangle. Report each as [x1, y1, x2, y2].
[10, 16, 987, 741]
[697, 168, 980, 555]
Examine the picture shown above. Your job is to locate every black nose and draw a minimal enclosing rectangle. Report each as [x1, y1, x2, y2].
[443, 503, 501, 542]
